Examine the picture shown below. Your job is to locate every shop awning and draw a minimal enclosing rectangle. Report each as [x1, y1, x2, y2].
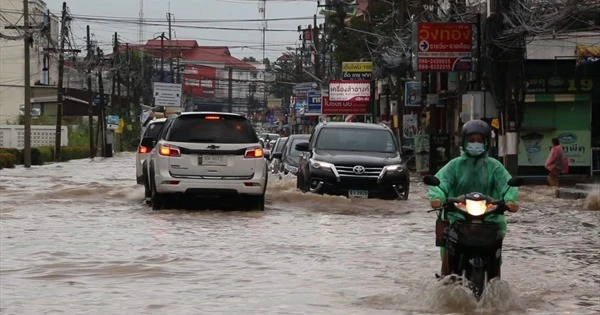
[525, 93, 591, 103]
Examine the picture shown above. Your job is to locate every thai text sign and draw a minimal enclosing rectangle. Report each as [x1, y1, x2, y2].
[182, 65, 217, 98]
[321, 96, 367, 115]
[415, 22, 473, 72]
[342, 62, 373, 80]
[306, 90, 322, 116]
[518, 130, 591, 167]
[328, 80, 371, 102]
[153, 82, 182, 107]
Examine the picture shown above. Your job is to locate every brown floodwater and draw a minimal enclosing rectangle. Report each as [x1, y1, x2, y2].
[0, 153, 598, 314]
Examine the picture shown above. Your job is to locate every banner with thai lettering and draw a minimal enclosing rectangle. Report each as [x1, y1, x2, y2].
[328, 80, 371, 102]
[321, 96, 367, 115]
[182, 65, 216, 98]
[518, 130, 591, 167]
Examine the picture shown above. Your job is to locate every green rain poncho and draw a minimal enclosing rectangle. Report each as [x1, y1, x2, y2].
[428, 151, 519, 257]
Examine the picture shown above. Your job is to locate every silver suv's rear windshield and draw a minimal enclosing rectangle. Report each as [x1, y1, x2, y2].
[166, 114, 259, 143]
[316, 128, 397, 153]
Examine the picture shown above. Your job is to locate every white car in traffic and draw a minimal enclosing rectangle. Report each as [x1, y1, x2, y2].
[132, 118, 167, 185]
[143, 112, 268, 210]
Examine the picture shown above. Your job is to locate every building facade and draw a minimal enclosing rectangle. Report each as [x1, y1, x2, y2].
[0, 0, 60, 123]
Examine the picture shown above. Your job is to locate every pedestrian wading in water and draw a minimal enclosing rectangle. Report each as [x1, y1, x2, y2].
[545, 137, 565, 187]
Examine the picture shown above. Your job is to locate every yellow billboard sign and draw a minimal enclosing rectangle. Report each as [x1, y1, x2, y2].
[342, 62, 373, 73]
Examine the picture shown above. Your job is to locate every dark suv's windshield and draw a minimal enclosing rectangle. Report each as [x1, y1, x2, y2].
[166, 114, 258, 143]
[315, 128, 397, 153]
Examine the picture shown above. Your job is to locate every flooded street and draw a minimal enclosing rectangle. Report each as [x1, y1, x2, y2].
[0, 153, 598, 314]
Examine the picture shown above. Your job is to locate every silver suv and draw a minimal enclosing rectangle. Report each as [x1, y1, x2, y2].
[143, 112, 268, 210]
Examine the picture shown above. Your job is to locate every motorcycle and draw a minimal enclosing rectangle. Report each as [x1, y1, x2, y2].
[422, 175, 524, 300]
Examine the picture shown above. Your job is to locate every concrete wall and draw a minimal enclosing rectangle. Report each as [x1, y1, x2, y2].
[0, 124, 68, 149]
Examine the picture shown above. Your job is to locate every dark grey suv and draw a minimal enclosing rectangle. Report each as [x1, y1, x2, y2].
[295, 122, 411, 200]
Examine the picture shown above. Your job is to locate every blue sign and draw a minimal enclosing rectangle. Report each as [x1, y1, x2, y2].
[405, 81, 422, 107]
[106, 115, 119, 125]
[92, 94, 110, 105]
[306, 90, 322, 115]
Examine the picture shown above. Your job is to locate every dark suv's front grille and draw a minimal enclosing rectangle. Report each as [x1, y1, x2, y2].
[335, 165, 383, 177]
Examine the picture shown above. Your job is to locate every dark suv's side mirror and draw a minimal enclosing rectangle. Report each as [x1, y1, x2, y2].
[130, 138, 140, 147]
[271, 152, 283, 160]
[295, 142, 310, 152]
[140, 137, 155, 148]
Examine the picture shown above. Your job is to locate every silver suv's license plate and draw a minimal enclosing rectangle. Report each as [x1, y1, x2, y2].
[348, 190, 369, 198]
[199, 155, 227, 166]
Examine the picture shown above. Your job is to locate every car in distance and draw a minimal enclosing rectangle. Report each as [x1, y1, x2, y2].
[269, 136, 288, 174]
[295, 122, 410, 200]
[132, 118, 166, 185]
[143, 112, 268, 210]
[272, 134, 310, 176]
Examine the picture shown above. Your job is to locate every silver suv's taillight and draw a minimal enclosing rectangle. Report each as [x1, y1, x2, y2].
[244, 146, 264, 158]
[159, 144, 181, 157]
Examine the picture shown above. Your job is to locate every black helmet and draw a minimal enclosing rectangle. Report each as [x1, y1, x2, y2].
[461, 119, 492, 149]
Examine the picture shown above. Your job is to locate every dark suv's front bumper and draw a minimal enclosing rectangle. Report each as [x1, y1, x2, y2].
[307, 164, 409, 199]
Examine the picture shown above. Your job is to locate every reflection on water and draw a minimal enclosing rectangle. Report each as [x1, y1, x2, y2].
[0, 153, 598, 314]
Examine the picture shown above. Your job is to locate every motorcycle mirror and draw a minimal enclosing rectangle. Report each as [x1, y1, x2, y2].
[507, 177, 524, 187]
[423, 175, 441, 186]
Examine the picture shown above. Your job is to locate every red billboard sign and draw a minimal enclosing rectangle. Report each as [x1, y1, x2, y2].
[182, 65, 217, 97]
[321, 96, 367, 115]
[415, 22, 473, 72]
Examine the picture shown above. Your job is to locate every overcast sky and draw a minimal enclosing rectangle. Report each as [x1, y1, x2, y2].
[43, 0, 321, 61]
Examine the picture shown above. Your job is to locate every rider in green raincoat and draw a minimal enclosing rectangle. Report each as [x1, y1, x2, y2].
[428, 119, 520, 277]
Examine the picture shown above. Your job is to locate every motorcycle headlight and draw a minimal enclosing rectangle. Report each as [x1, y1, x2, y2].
[309, 159, 333, 170]
[454, 200, 496, 216]
[384, 164, 404, 173]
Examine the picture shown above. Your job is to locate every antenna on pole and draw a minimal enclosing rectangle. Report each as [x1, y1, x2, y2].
[259, 0, 267, 111]
[137, 0, 144, 44]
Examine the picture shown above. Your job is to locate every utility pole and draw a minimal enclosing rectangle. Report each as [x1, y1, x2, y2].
[312, 14, 321, 81]
[160, 32, 165, 82]
[98, 64, 107, 158]
[86, 25, 95, 158]
[167, 11, 174, 81]
[228, 67, 233, 113]
[396, 0, 407, 149]
[259, 0, 267, 112]
[22, 0, 32, 167]
[54, 2, 68, 162]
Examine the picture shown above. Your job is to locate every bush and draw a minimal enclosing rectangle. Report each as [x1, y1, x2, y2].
[60, 146, 93, 161]
[0, 153, 16, 169]
[0, 146, 94, 167]
[37, 146, 53, 163]
[0, 148, 21, 163]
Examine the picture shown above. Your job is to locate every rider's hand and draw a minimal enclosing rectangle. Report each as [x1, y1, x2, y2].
[430, 199, 442, 209]
[506, 201, 519, 212]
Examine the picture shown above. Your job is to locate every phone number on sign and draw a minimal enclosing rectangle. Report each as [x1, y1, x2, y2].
[418, 64, 453, 70]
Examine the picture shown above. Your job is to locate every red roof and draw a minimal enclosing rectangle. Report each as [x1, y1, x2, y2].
[182, 46, 255, 70]
[122, 40, 254, 70]
[145, 39, 198, 49]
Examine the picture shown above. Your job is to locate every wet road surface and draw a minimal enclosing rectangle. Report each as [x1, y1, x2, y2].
[0, 153, 598, 314]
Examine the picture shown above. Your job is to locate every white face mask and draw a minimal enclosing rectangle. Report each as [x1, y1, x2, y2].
[465, 142, 485, 156]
